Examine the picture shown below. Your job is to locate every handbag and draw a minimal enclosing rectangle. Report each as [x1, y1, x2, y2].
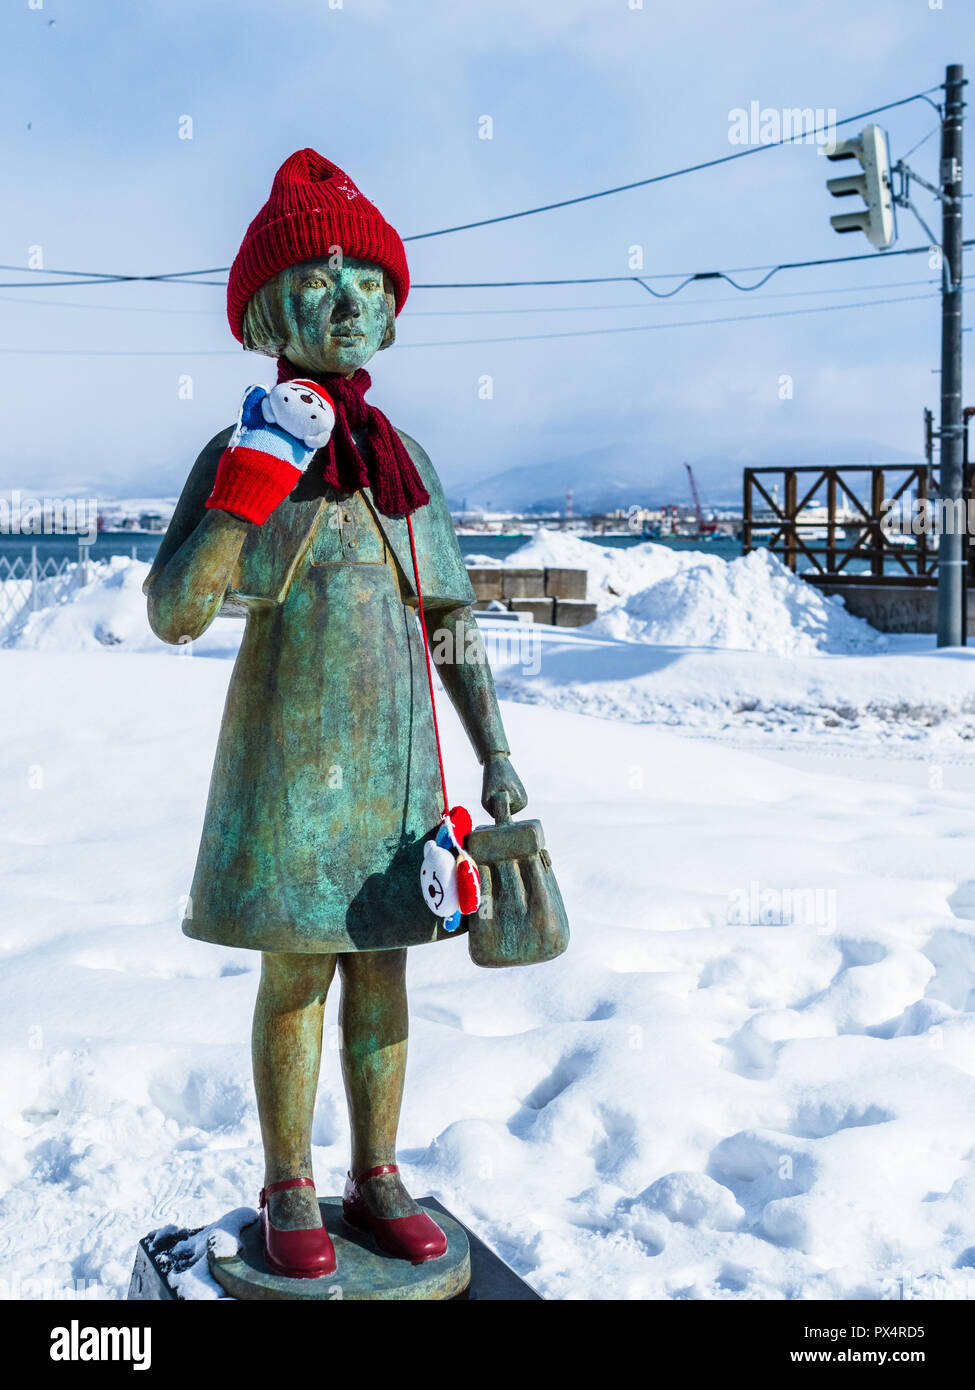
[465, 791, 570, 968]
[406, 516, 570, 969]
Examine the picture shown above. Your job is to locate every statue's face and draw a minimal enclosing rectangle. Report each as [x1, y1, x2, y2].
[278, 255, 394, 375]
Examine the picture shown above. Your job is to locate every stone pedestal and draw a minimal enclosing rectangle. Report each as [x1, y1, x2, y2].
[128, 1197, 541, 1301]
[211, 1198, 469, 1301]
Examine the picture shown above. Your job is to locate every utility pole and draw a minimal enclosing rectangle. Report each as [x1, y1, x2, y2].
[937, 63, 966, 646]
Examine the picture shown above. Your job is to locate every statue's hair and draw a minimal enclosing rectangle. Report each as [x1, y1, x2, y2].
[241, 264, 397, 357]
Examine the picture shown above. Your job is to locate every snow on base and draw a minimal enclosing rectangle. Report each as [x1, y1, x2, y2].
[145, 1208, 254, 1299]
[1, 651, 975, 1300]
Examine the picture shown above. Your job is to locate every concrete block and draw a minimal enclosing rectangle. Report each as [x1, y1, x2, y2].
[544, 567, 587, 599]
[466, 567, 504, 601]
[554, 599, 598, 628]
[509, 596, 555, 624]
[501, 568, 546, 599]
[813, 583, 935, 634]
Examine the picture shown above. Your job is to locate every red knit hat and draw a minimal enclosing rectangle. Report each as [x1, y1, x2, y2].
[227, 149, 410, 343]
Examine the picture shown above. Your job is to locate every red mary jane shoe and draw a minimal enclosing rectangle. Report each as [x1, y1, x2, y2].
[342, 1163, 448, 1264]
[259, 1177, 336, 1279]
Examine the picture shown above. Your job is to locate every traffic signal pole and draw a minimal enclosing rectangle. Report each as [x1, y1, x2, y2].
[937, 63, 966, 647]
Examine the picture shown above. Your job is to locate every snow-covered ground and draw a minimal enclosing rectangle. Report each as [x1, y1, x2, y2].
[11, 552, 975, 754]
[2, 545, 975, 1300]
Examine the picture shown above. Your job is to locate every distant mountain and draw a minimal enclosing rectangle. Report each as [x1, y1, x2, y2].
[444, 447, 664, 515]
[443, 438, 919, 515]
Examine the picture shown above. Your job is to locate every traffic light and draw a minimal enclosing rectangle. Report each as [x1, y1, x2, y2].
[825, 124, 896, 249]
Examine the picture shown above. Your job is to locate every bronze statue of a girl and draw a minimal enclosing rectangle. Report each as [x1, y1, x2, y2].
[145, 150, 526, 1278]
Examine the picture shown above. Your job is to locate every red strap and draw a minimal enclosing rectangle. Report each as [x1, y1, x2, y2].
[259, 1176, 316, 1207]
[406, 512, 449, 816]
[354, 1163, 400, 1183]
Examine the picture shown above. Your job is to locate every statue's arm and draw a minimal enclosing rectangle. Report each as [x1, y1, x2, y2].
[430, 605, 528, 819]
[143, 428, 251, 645]
[431, 604, 508, 759]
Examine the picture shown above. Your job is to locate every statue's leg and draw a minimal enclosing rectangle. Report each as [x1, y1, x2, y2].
[252, 949, 337, 1230]
[338, 947, 422, 1219]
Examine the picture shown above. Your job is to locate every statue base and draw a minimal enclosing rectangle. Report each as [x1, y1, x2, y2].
[211, 1198, 469, 1301]
[128, 1196, 540, 1301]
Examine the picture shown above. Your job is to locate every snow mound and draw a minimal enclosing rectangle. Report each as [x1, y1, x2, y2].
[6, 557, 243, 657]
[632, 1171, 745, 1231]
[503, 530, 883, 656]
[5, 558, 157, 652]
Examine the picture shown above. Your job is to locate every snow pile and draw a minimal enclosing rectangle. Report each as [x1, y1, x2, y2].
[6, 557, 156, 652]
[6, 556, 243, 658]
[498, 531, 884, 656]
[10, 532, 882, 663]
[2, 653, 975, 1300]
[599, 547, 883, 656]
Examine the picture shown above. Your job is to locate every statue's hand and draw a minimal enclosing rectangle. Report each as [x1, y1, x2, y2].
[481, 754, 527, 822]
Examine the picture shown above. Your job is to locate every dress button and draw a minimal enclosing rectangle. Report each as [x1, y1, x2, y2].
[348, 538, 357, 548]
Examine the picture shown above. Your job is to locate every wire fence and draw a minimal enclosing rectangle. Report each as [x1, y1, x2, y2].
[0, 545, 96, 642]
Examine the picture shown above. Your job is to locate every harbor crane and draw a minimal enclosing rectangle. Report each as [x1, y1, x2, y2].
[685, 463, 718, 536]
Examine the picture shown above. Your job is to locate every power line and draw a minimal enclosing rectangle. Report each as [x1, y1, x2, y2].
[900, 123, 941, 161]
[0, 289, 939, 356]
[0, 84, 945, 290]
[409, 242, 974, 291]
[2, 241, 968, 304]
[0, 293, 222, 315]
[0, 265, 124, 281]
[1, 273, 960, 322]
[393, 291, 937, 348]
[406, 275, 968, 317]
[400, 89, 943, 242]
[0, 347, 243, 356]
[0, 264, 231, 284]
[0, 271, 228, 288]
[0, 276, 149, 289]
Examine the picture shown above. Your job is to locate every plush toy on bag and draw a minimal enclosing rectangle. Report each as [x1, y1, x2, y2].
[421, 806, 481, 932]
[205, 380, 336, 525]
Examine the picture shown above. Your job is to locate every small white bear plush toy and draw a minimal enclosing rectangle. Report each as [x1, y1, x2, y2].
[261, 380, 336, 450]
[420, 807, 481, 933]
[421, 840, 463, 921]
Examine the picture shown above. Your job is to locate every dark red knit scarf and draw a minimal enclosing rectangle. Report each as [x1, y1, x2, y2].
[277, 359, 429, 517]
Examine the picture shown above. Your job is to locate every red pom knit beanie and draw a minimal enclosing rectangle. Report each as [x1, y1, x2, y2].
[226, 149, 410, 343]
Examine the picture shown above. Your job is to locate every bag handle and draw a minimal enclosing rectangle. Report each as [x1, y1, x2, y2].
[406, 512, 449, 817]
[488, 789, 512, 826]
[406, 512, 511, 832]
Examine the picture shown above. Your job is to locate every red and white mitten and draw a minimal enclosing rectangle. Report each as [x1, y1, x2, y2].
[206, 380, 335, 525]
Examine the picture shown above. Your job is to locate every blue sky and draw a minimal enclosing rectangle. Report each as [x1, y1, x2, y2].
[1, 0, 970, 507]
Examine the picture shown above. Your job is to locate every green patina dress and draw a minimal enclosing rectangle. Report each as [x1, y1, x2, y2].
[150, 429, 476, 954]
